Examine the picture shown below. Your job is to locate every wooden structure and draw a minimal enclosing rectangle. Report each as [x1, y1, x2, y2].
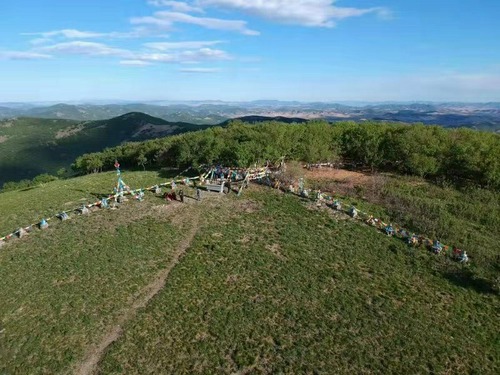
[205, 181, 225, 193]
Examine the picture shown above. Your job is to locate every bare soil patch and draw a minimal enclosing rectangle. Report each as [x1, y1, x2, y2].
[304, 168, 371, 186]
[304, 168, 389, 201]
[132, 124, 177, 138]
[55, 124, 85, 139]
[0, 135, 9, 143]
[234, 199, 261, 213]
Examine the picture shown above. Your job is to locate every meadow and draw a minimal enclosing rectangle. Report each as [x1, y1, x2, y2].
[0, 171, 198, 374]
[0, 171, 168, 235]
[306, 171, 500, 288]
[98, 188, 499, 374]
[0, 170, 498, 374]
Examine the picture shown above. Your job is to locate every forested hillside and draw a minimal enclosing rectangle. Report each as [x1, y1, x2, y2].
[0, 113, 210, 185]
[73, 120, 500, 190]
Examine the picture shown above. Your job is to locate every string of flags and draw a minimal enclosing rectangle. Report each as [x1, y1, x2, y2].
[0, 163, 270, 247]
[0, 161, 470, 264]
[259, 175, 469, 264]
[0, 162, 200, 247]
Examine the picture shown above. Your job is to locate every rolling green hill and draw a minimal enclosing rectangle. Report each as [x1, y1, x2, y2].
[0, 170, 498, 374]
[0, 103, 230, 124]
[0, 113, 210, 185]
[2, 102, 500, 131]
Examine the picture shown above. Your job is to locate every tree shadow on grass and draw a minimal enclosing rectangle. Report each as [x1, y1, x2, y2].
[158, 168, 180, 179]
[71, 189, 112, 199]
[441, 268, 496, 295]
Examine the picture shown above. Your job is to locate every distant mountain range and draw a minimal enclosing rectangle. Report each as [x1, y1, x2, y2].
[0, 112, 210, 185]
[2, 104, 500, 185]
[1, 101, 500, 131]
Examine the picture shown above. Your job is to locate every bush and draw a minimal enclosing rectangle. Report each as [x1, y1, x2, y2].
[1, 174, 59, 193]
[32, 174, 59, 185]
[1, 179, 32, 192]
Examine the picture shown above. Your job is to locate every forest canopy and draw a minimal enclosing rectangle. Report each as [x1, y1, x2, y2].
[72, 120, 500, 190]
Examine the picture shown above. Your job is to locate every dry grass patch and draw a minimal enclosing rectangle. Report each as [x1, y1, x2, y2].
[305, 168, 371, 184]
[0, 121, 13, 128]
[265, 243, 285, 260]
[233, 199, 261, 213]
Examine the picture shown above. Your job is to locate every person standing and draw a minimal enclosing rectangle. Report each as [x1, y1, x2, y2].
[196, 188, 202, 201]
[179, 189, 184, 203]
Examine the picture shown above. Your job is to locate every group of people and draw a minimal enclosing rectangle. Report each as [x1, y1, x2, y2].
[208, 165, 245, 182]
[163, 189, 178, 202]
[163, 186, 202, 203]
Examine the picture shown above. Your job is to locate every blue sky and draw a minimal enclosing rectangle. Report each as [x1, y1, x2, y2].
[0, 0, 499, 102]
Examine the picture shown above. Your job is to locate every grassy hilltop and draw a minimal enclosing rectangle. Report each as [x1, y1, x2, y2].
[0, 169, 498, 374]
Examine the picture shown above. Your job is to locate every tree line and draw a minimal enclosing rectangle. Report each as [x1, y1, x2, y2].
[71, 120, 500, 190]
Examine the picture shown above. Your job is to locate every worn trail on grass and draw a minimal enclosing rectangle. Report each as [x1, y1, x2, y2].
[75, 206, 201, 375]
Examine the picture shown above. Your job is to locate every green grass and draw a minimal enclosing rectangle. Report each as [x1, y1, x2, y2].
[0, 172, 499, 374]
[0, 171, 198, 374]
[96, 190, 499, 374]
[309, 174, 500, 285]
[0, 171, 170, 236]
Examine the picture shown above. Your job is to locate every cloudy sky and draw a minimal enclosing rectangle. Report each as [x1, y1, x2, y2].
[0, 0, 499, 102]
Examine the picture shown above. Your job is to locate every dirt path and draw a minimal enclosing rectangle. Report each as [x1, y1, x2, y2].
[74, 209, 201, 375]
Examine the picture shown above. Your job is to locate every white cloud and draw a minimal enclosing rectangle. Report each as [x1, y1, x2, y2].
[0, 51, 52, 60]
[179, 47, 231, 61]
[24, 29, 106, 39]
[137, 47, 231, 63]
[130, 16, 174, 30]
[109, 27, 164, 39]
[120, 60, 153, 66]
[144, 40, 222, 50]
[148, 1, 204, 13]
[37, 41, 131, 57]
[179, 67, 221, 73]
[29, 38, 54, 45]
[200, 0, 388, 27]
[136, 53, 177, 63]
[132, 11, 259, 35]
[23, 27, 157, 43]
[24, 39, 230, 65]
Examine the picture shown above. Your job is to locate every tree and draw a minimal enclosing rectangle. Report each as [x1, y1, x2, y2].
[137, 153, 147, 171]
[56, 168, 67, 178]
[301, 121, 337, 163]
[341, 123, 387, 170]
[80, 153, 104, 173]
